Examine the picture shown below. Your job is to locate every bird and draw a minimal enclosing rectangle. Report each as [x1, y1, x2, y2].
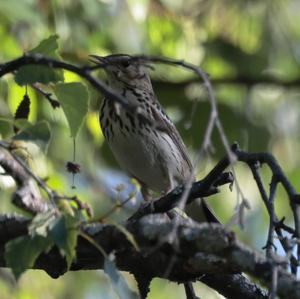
[91, 54, 217, 222]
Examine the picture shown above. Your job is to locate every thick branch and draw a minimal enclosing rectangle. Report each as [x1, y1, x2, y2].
[0, 148, 49, 214]
[130, 144, 299, 241]
[0, 55, 123, 104]
[3, 214, 300, 299]
[129, 171, 233, 220]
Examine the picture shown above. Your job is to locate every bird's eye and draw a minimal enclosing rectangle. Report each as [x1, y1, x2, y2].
[121, 60, 130, 68]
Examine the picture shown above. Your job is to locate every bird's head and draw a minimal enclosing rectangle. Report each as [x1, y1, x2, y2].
[89, 54, 152, 91]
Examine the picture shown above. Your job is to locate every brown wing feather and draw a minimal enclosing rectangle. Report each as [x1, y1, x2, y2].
[149, 96, 194, 174]
[150, 100, 220, 223]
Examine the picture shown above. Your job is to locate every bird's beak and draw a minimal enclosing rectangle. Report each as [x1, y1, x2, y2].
[88, 55, 107, 68]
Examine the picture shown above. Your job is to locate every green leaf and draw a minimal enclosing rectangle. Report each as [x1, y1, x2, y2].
[30, 35, 61, 57]
[5, 235, 53, 280]
[29, 210, 80, 269]
[15, 66, 63, 86]
[29, 210, 58, 237]
[0, 117, 33, 138]
[54, 82, 89, 138]
[13, 119, 32, 130]
[49, 214, 79, 268]
[13, 120, 51, 152]
[104, 257, 139, 299]
[0, 117, 13, 138]
[15, 35, 64, 86]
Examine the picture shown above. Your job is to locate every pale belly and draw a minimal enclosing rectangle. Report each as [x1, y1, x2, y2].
[108, 128, 183, 193]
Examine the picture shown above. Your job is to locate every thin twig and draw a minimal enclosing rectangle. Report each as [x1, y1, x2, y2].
[133, 55, 234, 159]
[128, 171, 233, 221]
[31, 83, 60, 108]
[235, 146, 300, 274]
[97, 195, 133, 222]
[131, 56, 240, 280]
[266, 176, 278, 257]
[0, 54, 163, 132]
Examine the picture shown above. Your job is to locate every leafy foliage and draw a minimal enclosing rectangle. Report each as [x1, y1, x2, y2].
[29, 210, 57, 236]
[15, 35, 64, 85]
[54, 82, 89, 138]
[48, 213, 79, 268]
[5, 235, 53, 280]
[13, 120, 51, 152]
[5, 208, 83, 280]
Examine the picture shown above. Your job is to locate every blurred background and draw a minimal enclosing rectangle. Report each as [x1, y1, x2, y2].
[1, 0, 300, 298]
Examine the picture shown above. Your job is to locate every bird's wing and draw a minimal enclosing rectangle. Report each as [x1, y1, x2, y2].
[149, 95, 220, 224]
[149, 97, 194, 173]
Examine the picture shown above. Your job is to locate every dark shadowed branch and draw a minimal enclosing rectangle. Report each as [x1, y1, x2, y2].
[31, 83, 60, 109]
[0, 214, 280, 299]
[0, 54, 170, 132]
[129, 143, 300, 295]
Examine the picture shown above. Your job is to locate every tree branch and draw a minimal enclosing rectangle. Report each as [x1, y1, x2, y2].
[31, 83, 60, 109]
[0, 214, 274, 299]
[234, 145, 300, 275]
[129, 171, 233, 221]
[152, 76, 300, 91]
[0, 147, 49, 214]
[0, 54, 165, 131]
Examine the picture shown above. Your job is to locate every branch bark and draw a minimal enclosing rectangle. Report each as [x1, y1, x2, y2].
[1, 141, 299, 298]
[0, 147, 49, 214]
[0, 214, 275, 299]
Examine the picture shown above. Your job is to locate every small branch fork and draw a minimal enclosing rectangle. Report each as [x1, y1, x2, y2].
[236, 147, 300, 270]
[129, 143, 300, 297]
[0, 144, 50, 214]
[0, 142, 90, 217]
